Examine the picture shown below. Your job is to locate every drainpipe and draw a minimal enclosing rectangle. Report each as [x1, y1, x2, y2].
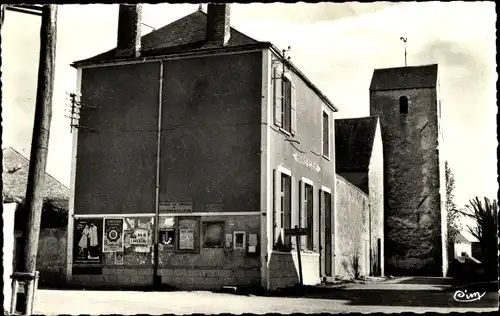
[368, 202, 372, 276]
[153, 60, 164, 288]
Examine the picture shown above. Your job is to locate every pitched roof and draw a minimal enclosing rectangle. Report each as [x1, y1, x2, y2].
[72, 10, 261, 67]
[2, 147, 70, 209]
[369, 64, 438, 91]
[455, 232, 472, 244]
[335, 117, 379, 172]
[70, 8, 338, 112]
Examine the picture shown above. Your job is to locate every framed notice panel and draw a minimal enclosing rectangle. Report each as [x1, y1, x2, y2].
[176, 217, 200, 253]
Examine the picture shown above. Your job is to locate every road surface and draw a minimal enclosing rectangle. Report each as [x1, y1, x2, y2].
[34, 277, 498, 314]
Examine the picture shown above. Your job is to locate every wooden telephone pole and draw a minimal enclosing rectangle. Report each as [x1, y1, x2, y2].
[23, 3, 57, 274]
[23, 0, 57, 286]
[2, 4, 57, 314]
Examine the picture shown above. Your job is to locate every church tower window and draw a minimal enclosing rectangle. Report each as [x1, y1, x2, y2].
[399, 96, 409, 114]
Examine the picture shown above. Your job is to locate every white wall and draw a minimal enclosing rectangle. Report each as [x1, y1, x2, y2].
[3, 203, 17, 313]
[454, 242, 472, 259]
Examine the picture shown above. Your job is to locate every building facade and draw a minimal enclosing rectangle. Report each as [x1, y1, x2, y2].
[68, 4, 337, 291]
[334, 117, 384, 278]
[369, 65, 448, 277]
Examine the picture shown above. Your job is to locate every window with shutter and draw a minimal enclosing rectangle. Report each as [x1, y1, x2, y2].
[273, 168, 294, 252]
[273, 65, 296, 135]
[282, 76, 292, 132]
[281, 172, 292, 249]
[291, 81, 297, 135]
[322, 110, 330, 158]
[273, 66, 283, 127]
[305, 183, 314, 250]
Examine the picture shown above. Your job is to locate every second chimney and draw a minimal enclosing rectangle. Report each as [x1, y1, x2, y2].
[206, 4, 231, 46]
[116, 4, 142, 57]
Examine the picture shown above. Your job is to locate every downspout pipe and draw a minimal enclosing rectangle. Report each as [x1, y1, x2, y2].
[153, 60, 164, 288]
[368, 202, 372, 276]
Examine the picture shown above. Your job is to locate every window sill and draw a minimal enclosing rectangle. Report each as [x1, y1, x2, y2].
[279, 127, 293, 137]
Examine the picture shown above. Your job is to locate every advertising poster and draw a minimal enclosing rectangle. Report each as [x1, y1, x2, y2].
[114, 251, 124, 265]
[73, 218, 103, 264]
[130, 227, 150, 252]
[103, 218, 124, 253]
[159, 229, 175, 250]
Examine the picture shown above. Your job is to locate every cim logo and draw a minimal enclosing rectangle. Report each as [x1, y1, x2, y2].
[453, 289, 486, 302]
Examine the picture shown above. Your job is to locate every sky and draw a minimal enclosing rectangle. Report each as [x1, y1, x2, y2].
[2, 2, 497, 229]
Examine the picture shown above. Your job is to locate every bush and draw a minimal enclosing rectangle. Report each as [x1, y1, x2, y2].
[460, 197, 499, 281]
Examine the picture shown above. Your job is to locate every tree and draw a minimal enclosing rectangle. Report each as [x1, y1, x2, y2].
[460, 197, 499, 281]
[445, 162, 462, 245]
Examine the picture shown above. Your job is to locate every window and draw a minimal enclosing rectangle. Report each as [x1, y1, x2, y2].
[203, 222, 225, 248]
[299, 181, 314, 250]
[399, 96, 408, 114]
[273, 65, 297, 135]
[282, 77, 292, 132]
[273, 168, 292, 251]
[322, 110, 330, 158]
[234, 231, 246, 250]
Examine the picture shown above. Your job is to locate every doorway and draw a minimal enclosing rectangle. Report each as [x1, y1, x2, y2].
[324, 192, 332, 276]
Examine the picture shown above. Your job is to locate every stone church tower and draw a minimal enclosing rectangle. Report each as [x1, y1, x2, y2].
[369, 64, 448, 277]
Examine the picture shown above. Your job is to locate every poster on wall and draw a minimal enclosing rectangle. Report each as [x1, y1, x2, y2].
[129, 227, 151, 252]
[73, 218, 103, 264]
[103, 218, 124, 253]
[159, 229, 175, 250]
[179, 229, 194, 250]
[114, 251, 124, 265]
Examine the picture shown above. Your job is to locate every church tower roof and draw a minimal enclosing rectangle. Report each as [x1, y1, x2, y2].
[369, 64, 438, 91]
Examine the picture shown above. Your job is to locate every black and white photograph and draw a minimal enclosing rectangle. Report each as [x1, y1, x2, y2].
[1, 2, 498, 315]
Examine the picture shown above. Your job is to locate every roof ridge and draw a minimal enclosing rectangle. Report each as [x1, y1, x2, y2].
[335, 116, 378, 121]
[374, 64, 438, 71]
[2, 146, 69, 190]
[2, 147, 30, 165]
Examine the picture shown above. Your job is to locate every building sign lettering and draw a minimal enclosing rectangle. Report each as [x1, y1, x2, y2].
[159, 201, 193, 212]
[205, 203, 224, 212]
[129, 228, 149, 245]
[293, 153, 321, 172]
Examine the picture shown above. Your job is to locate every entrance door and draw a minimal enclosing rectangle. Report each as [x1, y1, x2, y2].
[324, 192, 332, 276]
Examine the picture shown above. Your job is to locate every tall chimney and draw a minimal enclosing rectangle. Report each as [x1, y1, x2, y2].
[206, 4, 231, 46]
[116, 4, 142, 57]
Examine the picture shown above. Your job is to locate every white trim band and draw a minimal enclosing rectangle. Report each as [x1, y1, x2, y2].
[277, 165, 292, 176]
[301, 177, 314, 186]
[73, 211, 261, 218]
[321, 186, 332, 194]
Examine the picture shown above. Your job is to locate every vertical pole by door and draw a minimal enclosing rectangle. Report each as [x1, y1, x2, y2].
[295, 226, 303, 287]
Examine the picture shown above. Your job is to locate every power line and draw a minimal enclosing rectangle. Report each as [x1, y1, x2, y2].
[5, 6, 42, 16]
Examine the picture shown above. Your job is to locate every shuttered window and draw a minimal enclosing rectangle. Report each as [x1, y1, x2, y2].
[273, 168, 293, 251]
[273, 65, 297, 135]
[322, 110, 330, 158]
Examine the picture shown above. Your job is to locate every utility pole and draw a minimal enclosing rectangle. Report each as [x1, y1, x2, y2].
[400, 37, 407, 67]
[24, 2, 57, 275]
[21, 4, 57, 314]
